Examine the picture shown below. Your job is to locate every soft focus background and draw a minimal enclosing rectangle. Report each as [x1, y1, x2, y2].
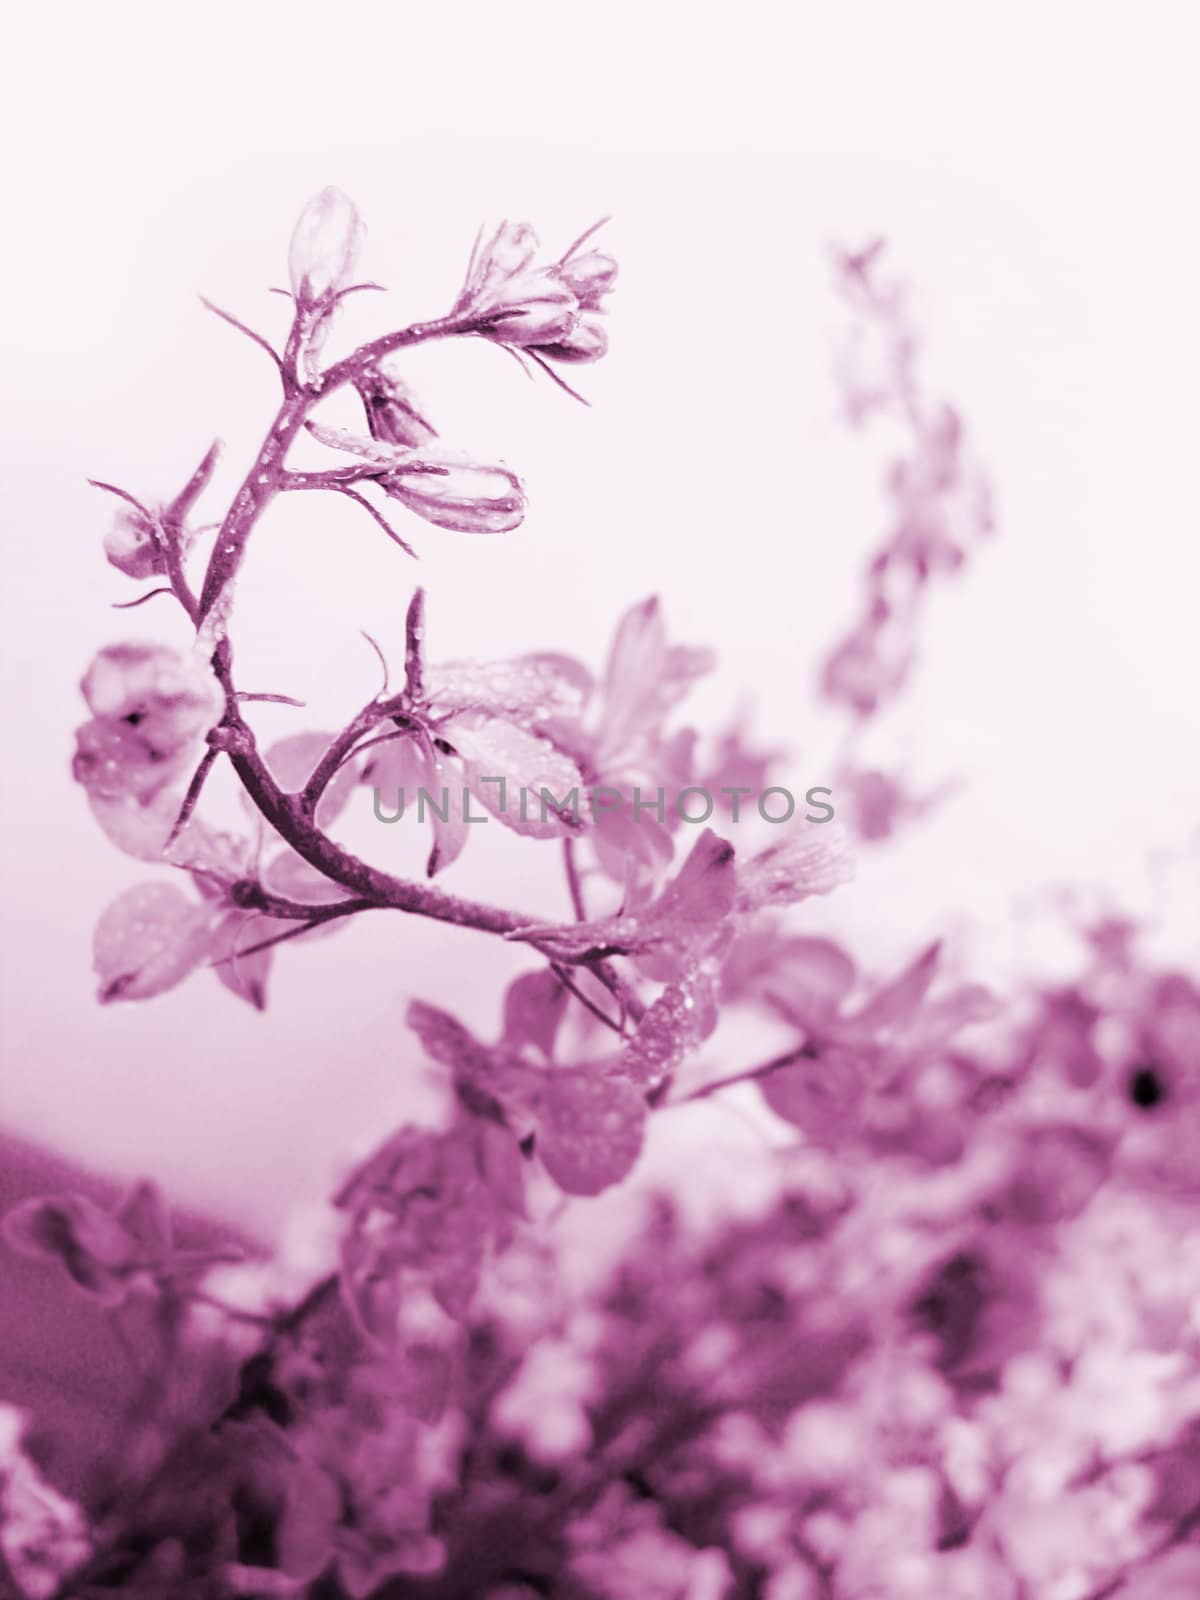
[1, 2, 1198, 1235]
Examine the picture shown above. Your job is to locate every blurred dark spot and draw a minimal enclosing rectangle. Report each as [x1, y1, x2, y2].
[912, 1251, 986, 1371]
[1128, 1064, 1166, 1110]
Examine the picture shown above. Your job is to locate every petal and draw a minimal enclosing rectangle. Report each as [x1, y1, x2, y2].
[361, 732, 429, 794]
[407, 1000, 494, 1082]
[210, 911, 275, 1011]
[849, 940, 941, 1031]
[448, 715, 585, 839]
[537, 1069, 646, 1197]
[425, 751, 470, 877]
[85, 788, 254, 878]
[502, 969, 568, 1059]
[81, 643, 221, 747]
[600, 597, 667, 746]
[761, 937, 859, 1026]
[593, 600, 714, 768]
[650, 828, 737, 929]
[590, 793, 677, 885]
[425, 652, 592, 730]
[735, 822, 854, 911]
[759, 1046, 864, 1146]
[93, 882, 214, 1002]
[73, 718, 187, 804]
[263, 731, 358, 827]
[466, 220, 539, 303]
[262, 849, 348, 906]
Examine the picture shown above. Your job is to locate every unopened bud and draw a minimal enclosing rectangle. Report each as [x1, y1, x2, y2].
[104, 507, 164, 580]
[456, 218, 616, 367]
[288, 186, 365, 306]
[354, 364, 438, 450]
[538, 318, 608, 364]
[384, 457, 525, 535]
[461, 221, 539, 306]
[485, 275, 580, 346]
[557, 249, 618, 309]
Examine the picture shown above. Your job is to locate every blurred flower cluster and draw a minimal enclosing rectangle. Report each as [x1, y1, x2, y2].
[5, 192, 1198, 1600]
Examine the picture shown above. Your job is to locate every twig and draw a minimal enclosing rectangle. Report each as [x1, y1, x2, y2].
[550, 961, 625, 1035]
[165, 440, 223, 523]
[164, 746, 219, 849]
[665, 1044, 809, 1108]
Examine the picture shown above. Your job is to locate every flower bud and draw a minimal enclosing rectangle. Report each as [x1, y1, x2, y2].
[485, 273, 580, 346]
[353, 364, 438, 450]
[81, 643, 222, 758]
[288, 186, 365, 306]
[384, 457, 525, 535]
[461, 221, 539, 307]
[557, 249, 618, 309]
[455, 218, 616, 366]
[536, 318, 608, 364]
[103, 507, 164, 580]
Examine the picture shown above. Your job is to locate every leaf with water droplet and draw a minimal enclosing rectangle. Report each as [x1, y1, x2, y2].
[93, 881, 213, 1002]
[537, 1068, 646, 1196]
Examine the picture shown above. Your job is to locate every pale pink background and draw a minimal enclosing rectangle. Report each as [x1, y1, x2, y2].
[1, 5, 1198, 1233]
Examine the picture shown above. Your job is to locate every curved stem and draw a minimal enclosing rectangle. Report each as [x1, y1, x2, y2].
[313, 311, 479, 397]
[195, 390, 308, 622]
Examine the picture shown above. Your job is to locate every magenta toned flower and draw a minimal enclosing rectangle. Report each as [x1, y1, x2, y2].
[288, 185, 365, 307]
[103, 504, 164, 579]
[81, 641, 220, 743]
[44, 187, 1200, 1600]
[73, 642, 222, 804]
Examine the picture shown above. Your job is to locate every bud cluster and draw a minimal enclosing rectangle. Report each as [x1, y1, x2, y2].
[454, 219, 617, 364]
